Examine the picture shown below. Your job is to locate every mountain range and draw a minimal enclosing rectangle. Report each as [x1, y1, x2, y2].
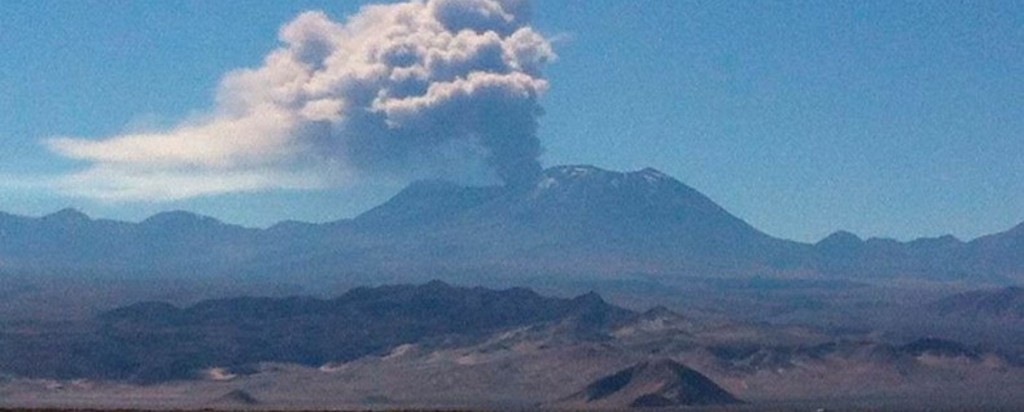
[1, 165, 1021, 283]
[5, 281, 1021, 409]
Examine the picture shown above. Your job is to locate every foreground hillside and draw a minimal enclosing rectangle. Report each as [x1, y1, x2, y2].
[0, 281, 631, 382]
[2, 282, 1023, 410]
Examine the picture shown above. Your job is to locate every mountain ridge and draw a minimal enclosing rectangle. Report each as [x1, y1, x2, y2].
[0, 280, 634, 382]
[1, 164, 1021, 282]
[4, 165, 1013, 245]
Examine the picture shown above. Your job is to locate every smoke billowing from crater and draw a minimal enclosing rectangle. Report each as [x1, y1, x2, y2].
[48, 0, 553, 200]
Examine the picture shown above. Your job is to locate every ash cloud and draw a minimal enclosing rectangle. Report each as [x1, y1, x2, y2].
[48, 0, 553, 201]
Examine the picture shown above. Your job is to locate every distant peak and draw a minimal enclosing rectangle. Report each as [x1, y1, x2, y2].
[572, 290, 606, 305]
[641, 305, 678, 319]
[909, 234, 963, 246]
[42, 207, 91, 222]
[419, 279, 455, 291]
[817, 230, 863, 246]
[141, 210, 221, 227]
[640, 357, 689, 370]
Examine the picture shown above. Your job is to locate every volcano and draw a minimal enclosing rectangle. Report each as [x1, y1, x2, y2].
[1, 165, 1022, 282]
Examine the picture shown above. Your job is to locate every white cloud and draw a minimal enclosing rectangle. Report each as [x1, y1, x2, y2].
[54, 166, 328, 202]
[48, 108, 298, 170]
[49, 0, 553, 201]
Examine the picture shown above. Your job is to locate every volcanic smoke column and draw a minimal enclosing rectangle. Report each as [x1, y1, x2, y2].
[48, 0, 554, 200]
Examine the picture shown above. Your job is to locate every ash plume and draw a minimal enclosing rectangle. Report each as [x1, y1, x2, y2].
[48, 0, 554, 200]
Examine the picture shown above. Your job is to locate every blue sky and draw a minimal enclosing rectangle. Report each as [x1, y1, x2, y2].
[1, 0, 1021, 243]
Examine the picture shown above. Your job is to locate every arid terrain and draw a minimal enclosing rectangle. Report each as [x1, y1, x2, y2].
[2, 169, 1023, 410]
[2, 280, 1024, 410]
[3, 0, 1022, 409]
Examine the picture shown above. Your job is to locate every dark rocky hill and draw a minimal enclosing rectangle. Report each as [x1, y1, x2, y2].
[930, 286, 1024, 320]
[0, 281, 633, 383]
[560, 358, 741, 408]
